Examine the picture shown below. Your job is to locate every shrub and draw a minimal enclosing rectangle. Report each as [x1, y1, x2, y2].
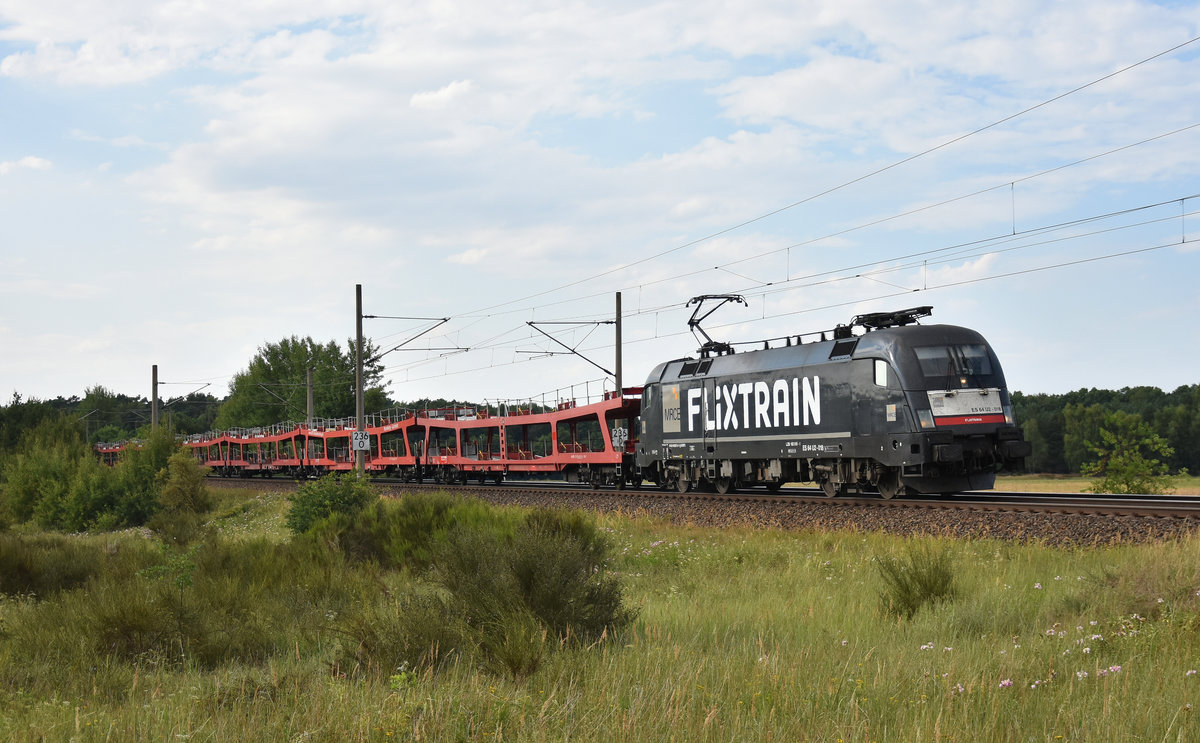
[509, 508, 634, 642]
[335, 591, 470, 677]
[111, 426, 179, 527]
[327, 502, 634, 679]
[0, 533, 102, 596]
[310, 491, 504, 568]
[285, 474, 378, 534]
[876, 542, 958, 619]
[157, 451, 212, 514]
[428, 508, 634, 676]
[148, 451, 212, 544]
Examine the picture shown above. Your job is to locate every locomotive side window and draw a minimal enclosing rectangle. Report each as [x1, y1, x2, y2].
[914, 344, 993, 378]
[874, 359, 888, 387]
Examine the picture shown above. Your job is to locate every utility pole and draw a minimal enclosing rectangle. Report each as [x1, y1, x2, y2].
[355, 284, 365, 475]
[306, 366, 314, 427]
[151, 364, 159, 430]
[615, 292, 623, 396]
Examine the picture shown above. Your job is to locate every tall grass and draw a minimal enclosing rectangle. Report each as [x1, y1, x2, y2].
[3, 490, 1200, 741]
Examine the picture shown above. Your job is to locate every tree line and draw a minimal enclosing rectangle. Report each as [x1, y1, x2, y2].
[1012, 385, 1200, 474]
[4, 334, 1195, 478]
[0, 336, 393, 447]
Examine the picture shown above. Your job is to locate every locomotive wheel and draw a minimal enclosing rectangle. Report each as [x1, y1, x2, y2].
[714, 477, 736, 495]
[876, 469, 901, 500]
[676, 476, 691, 494]
[765, 481, 783, 493]
[820, 477, 845, 498]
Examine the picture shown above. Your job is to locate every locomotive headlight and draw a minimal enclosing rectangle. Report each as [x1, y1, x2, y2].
[1003, 405, 1015, 425]
[918, 409, 936, 429]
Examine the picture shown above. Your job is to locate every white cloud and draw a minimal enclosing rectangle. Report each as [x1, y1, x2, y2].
[0, 155, 52, 175]
[410, 80, 474, 110]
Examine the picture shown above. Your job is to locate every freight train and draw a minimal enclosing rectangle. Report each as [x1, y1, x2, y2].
[96, 306, 1029, 497]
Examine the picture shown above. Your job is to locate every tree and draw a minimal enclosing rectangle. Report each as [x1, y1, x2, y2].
[214, 336, 388, 429]
[77, 385, 150, 442]
[1063, 403, 1106, 474]
[1082, 411, 1175, 495]
[162, 392, 222, 435]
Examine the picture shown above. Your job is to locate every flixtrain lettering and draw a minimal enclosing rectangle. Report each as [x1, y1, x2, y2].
[677, 376, 821, 434]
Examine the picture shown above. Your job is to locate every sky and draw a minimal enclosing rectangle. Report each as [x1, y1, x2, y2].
[2, 0, 1199, 415]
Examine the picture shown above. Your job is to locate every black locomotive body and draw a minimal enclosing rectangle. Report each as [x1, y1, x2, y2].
[635, 308, 1030, 497]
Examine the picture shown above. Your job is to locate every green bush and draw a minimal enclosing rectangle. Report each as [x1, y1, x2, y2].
[310, 491, 504, 568]
[1, 420, 181, 532]
[285, 474, 378, 534]
[0, 417, 89, 526]
[148, 451, 212, 544]
[335, 591, 469, 677]
[0, 533, 103, 596]
[876, 542, 958, 619]
[425, 508, 634, 676]
[509, 508, 633, 642]
[325, 500, 633, 679]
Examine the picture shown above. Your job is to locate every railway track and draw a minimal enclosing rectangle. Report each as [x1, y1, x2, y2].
[207, 476, 1200, 544]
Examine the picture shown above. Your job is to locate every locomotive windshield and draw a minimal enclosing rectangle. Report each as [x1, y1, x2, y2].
[914, 344, 993, 380]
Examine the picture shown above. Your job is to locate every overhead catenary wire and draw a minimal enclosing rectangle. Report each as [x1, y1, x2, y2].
[378, 198, 1196, 391]
[396, 191, 1198, 370]
[451, 34, 1200, 321]
[401, 117, 1200, 371]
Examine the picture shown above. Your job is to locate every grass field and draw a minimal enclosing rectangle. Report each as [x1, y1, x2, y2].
[3, 485, 1200, 741]
[997, 473, 1200, 495]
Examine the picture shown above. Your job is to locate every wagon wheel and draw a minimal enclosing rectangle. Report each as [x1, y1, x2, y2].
[876, 468, 902, 500]
[765, 480, 783, 493]
[713, 477, 737, 495]
[819, 476, 845, 498]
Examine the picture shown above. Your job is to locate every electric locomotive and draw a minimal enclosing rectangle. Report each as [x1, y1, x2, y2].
[635, 306, 1030, 497]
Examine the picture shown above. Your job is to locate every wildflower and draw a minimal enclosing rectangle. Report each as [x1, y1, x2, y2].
[999, 679, 1013, 688]
[920, 642, 934, 651]
[1109, 665, 1122, 674]
[1083, 647, 1091, 654]
[1076, 671, 1089, 679]
[943, 647, 953, 652]
[1034, 582, 1042, 589]
[841, 640, 848, 646]
[1187, 670, 1197, 677]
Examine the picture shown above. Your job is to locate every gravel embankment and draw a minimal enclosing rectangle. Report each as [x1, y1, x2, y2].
[464, 489, 1200, 546]
[212, 479, 1199, 546]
